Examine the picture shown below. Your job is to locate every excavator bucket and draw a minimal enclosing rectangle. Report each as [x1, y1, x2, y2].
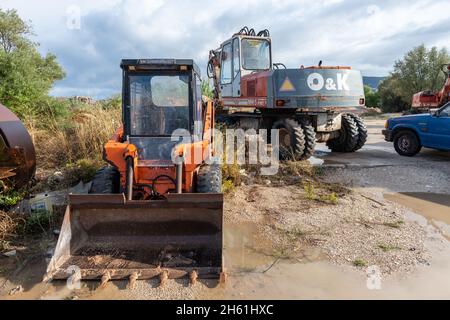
[0, 103, 36, 188]
[45, 193, 223, 282]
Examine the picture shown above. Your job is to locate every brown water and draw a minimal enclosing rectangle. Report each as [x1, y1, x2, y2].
[384, 192, 450, 240]
[2, 212, 450, 299]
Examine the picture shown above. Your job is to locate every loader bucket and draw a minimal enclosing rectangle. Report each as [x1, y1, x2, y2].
[45, 193, 223, 282]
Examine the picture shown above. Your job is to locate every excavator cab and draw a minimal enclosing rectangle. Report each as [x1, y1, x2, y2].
[214, 28, 272, 98]
[46, 59, 224, 285]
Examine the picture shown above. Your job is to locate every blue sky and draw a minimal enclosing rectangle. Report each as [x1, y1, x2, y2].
[1, 0, 449, 99]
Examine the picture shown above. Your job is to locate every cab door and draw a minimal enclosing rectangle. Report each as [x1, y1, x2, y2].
[231, 37, 241, 97]
[219, 41, 233, 98]
[427, 103, 450, 149]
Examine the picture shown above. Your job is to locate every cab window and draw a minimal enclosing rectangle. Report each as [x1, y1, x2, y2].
[242, 39, 270, 70]
[220, 42, 232, 84]
[233, 38, 240, 78]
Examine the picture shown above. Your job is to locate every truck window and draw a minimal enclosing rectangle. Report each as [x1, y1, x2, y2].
[221, 43, 232, 84]
[440, 104, 450, 117]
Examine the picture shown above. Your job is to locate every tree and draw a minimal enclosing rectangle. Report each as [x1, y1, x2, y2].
[201, 80, 214, 99]
[379, 44, 450, 112]
[363, 85, 380, 108]
[378, 76, 409, 113]
[0, 9, 33, 53]
[0, 9, 65, 118]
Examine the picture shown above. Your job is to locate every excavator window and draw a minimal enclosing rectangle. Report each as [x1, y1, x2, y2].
[241, 38, 271, 70]
[233, 37, 240, 78]
[220, 42, 232, 84]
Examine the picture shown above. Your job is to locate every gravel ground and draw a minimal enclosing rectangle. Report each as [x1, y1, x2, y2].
[225, 183, 429, 276]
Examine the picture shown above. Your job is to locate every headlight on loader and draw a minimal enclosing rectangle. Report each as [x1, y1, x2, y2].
[384, 120, 389, 128]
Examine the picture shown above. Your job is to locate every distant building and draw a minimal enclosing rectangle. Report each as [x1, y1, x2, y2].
[363, 76, 385, 91]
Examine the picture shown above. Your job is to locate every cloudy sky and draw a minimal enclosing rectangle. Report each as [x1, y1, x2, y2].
[1, 0, 449, 98]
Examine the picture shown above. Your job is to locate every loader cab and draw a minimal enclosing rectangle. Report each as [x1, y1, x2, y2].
[219, 35, 272, 97]
[120, 59, 203, 161]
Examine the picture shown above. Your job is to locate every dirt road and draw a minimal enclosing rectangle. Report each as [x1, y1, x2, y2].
[1, 118, 449, 300]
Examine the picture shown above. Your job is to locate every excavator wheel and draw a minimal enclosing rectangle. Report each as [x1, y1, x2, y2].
[272, 118, 305, 161]
[326, 114, 359, 152]
[89, 166, 120, 194]
[348, 114, 367, 152]
[299, 120, 316, 160]
[197, 159, 222, 193]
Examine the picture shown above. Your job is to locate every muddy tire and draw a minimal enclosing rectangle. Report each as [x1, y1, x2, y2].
[348, 114, 367, 151]
[272, 118, 305, 160]
[300, 120, 316, 160]
[393, 130, 422, 156]
[89, 166, 120, 194]
[197, 159, 222, 193]
[326, 114, 359, 152]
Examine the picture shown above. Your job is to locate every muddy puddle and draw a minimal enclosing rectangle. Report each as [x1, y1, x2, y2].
[2, 215, 450, 299]
[384, 192, 450, 241]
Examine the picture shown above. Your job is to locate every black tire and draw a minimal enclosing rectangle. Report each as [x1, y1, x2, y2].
[272, 118, 305, 160]
[326, 114, 359, 152]
[196, 159, 222, 193]
[300, 120, 316, 160]
[89, 166, 120, 194]
[393, 130, 422, 156]
[349, 114, 368, 151]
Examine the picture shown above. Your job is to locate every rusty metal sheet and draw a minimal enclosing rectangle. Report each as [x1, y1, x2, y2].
[0, 103, 36, 188]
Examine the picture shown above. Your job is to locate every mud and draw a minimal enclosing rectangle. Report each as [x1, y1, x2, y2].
[384, 193, 450, 241]
[1, 119, 449, 300]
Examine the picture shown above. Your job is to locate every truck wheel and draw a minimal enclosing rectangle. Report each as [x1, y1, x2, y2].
[89, 166, 120, 194]
[300, 120, 316, 160]
[326, 114, 359, 152]
[272, 118, 305, 160]
[349, 114, 367, 151]
[197, 160, 222, 193]
[393, 130, 422, 156]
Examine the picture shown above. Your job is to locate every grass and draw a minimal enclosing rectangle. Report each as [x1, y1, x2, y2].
[303, 181, 339, 204]
[222, 179, 235, 194]
[26, 99, 121, 169]
[377, 243, 401, 252]
[21, 210, 57, 235]
[353, 259, 368, 267]
[0, 207, 60, 250]
[0, 189, 24, 209]
[0, 210, 21, 243]
[382, 220, 404, 229]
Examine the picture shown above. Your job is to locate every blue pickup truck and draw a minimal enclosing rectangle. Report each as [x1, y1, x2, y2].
[382, 102, 450, 156]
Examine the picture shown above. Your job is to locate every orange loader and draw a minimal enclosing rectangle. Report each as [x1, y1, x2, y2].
[45, 59, 224, 286]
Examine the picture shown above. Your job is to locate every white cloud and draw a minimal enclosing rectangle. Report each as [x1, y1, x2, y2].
[0, 0, 449, 97]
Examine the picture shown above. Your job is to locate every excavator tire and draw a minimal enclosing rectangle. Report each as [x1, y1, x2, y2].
[348, 114, 368, 151]
[326, 114, 359, 152]
[273, 118, 305, 161]
[299, 120, 316, 160]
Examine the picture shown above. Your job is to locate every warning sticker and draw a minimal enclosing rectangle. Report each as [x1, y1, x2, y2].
[279, 77, 296, 92]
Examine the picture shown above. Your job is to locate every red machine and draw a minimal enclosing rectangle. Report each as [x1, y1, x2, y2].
[411, 64, 450, 113]
[208, 27, 367, 160]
